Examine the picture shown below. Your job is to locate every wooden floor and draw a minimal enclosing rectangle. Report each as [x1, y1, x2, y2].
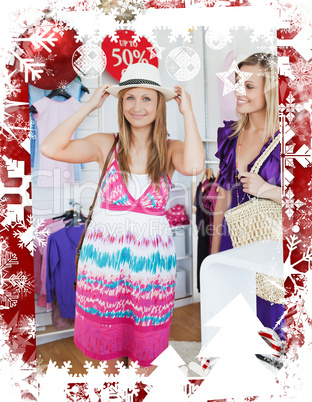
[36, 302, 201, 375]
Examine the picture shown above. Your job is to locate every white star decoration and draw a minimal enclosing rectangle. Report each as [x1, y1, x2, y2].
[216, 60, 253, 96]
[147, 44, 165, 60]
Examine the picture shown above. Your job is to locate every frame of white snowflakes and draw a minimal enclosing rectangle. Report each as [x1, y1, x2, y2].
[12, 215, 50, 255]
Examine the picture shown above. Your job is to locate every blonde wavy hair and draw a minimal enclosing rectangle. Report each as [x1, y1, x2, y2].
[117, 88, 168, 185]
[232, 53, 279, 139]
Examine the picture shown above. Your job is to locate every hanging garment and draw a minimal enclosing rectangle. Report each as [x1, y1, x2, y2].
[74, 142, 176, 367]
[29, 78, 85, 180]
[165, 204, 190, 227]
[34, 217, 54, 295]
[46, 224, 85, 319]
[32, 96, 83, 187]
[37, 219, 66, 310]
[194, 178, 218, 292]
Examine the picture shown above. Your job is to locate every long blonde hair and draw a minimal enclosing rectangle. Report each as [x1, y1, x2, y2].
[117, 88, 168, 185]
[232, 53, 279, 139]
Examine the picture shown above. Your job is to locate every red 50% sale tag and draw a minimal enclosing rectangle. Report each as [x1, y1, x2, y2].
[102, 30, 158, 81]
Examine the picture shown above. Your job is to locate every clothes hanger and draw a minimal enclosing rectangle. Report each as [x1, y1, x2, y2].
[47, 87, 71, 99]
[200, 168, 208, 183]
[29, 105, 37, 114]
[53, 210, 75, 221]
[65, 203, 86, 228]
[53, 200, 75, 220]
[81, 84, 89, 93]
[30, 88, 71, 113]
[207, 168, 215, 181]
[76, 76, 90, 93]
[214, 169, 220, 183]
[214, 169, 220, 193]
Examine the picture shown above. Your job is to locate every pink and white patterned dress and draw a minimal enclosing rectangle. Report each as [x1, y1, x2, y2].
[74, 140, 176, 366]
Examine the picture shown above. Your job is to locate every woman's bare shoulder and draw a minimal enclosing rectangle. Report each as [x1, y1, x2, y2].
[88, 133, 117, 167]
[89, 132, 116, 145]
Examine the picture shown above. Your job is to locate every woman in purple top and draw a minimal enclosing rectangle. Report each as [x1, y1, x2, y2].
[211, 53, 284, 340]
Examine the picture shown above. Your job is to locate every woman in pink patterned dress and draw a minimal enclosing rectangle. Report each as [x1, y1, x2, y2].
[40, 63, 205, 375]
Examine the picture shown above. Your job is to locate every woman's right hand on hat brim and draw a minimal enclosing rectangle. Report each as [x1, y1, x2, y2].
[87, 84, 112, 111]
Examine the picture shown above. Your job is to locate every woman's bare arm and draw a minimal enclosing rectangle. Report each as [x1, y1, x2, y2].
[40, 84, 112, 165]
[168, 86, 205, 177]
[210, 186, 232, 254]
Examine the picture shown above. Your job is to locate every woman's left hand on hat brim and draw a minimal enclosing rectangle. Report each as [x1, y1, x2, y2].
[174, 85, 193, 116]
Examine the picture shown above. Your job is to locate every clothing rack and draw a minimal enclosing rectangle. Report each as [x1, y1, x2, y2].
[35, 199, 85, 345]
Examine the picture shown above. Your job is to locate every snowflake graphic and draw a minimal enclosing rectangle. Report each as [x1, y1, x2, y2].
[12, 216, 34, 254]
[32, 52, 56, 77]
[6, 78, 22, 98]
[256, 53, 279, 91]
[17, 22, 59, 53]
[295, 196, 312, 232]
[0, 314, 37, 401]
[9, 216, 48, 256]
[289, 59, 312, 92]
[3, 113, 30, 145]
[66, 383, 90, 402]
[287, 5, 311, 34]
[283, 188, 306, 219]
[9, 49, 45, 84]
[250, 31, 275, 44]
[280, 116, 312, 191]
[205, 26, 233, 50]
[168, 27, 193, 44]
[101, 0, 143, 22]
[0, 198, 7, 220]
[280, 92, 305, 124]
[52, 21, 72, 37]
[16, 315, 36, 340]
[0, 72, 29, 136]
[73, 0, 102, 11]
[10, 19, 64, 84]
[0, 238, 33, 310]
[203, 0, 218, 6]
[284, 233, 312, 291]
[56, 79, 71, 89]
[0, 239, 19, 310]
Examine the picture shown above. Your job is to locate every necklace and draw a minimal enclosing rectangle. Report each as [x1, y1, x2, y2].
[235, 128, 246, 206]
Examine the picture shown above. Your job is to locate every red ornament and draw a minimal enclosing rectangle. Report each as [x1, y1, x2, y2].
[102, 30, 158, 81]
[16, 20, 82, 89]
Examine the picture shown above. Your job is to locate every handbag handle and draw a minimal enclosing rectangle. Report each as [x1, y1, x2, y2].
[74, 135, 118, 289]
[240, 132, 280, 204]
[250, 133, 280, 175]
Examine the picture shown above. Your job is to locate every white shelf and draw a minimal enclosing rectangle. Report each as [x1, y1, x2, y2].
[36, 328, 75, 346]
[170, 185, 189, 192]
[174, 295, 193, 308]
[171, 224, 191, 230]
[205, 160, 219, 165]
[177, 254, 192, 261]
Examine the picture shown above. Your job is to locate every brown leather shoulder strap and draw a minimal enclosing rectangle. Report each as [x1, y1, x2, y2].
[89, 134, 118, 213]
[76, 135, 118, 251]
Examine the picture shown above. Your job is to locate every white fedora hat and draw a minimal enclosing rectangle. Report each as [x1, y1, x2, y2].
[106, 63, 176, 102]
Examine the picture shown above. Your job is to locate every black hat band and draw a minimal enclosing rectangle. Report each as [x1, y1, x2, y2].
[119, 78, 161, 87]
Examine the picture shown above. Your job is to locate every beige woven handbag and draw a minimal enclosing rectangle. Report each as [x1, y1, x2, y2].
[224, 133, 283, 304]
[224, 133, 282, 248]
